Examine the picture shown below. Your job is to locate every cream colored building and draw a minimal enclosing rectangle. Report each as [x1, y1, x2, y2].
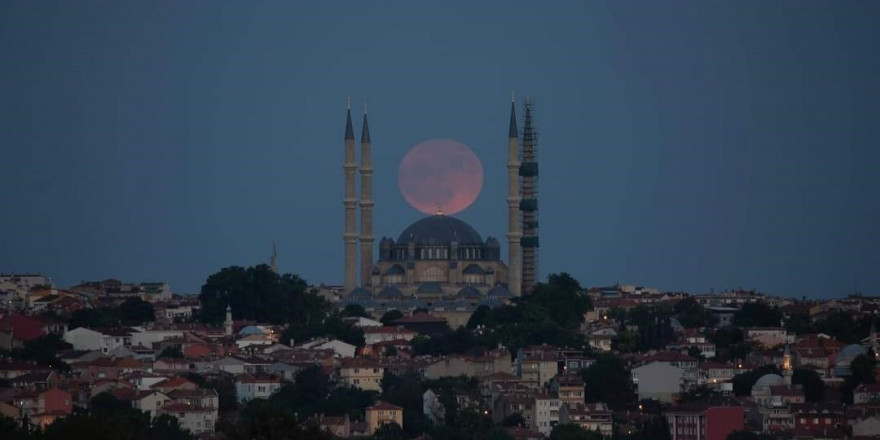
[366, 401, 403, 434]
[339, 358, 384, 391]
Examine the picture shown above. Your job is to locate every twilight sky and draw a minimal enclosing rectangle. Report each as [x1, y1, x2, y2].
[1, 2, 878, 298]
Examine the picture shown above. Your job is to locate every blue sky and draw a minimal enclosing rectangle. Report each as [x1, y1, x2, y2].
[1, 2, 878, 297]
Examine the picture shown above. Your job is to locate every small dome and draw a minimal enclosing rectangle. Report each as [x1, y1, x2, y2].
[397, 215, 483, 246]
[485, 267, 495, 274]
[486, 236, 500, 246]
[488, 284, 511, 298]
[453, 299, 473, 309]
[349, 287, 373, 299]
[377, 285, 405, 298]
[840, 344, 867, 358]
[462, 264, 485, 275]
[754, 374, 785, 389]
[417, 282, 443, 294]
[371, 267, 381, 275]
[385, 264, 405, 275]
[238, 326, 264, 336]
[457, 285, 482, 298]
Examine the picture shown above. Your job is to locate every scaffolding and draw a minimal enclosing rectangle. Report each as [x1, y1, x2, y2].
[519, 98, 539, 294]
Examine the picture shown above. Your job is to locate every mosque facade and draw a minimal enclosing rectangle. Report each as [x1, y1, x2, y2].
[339, 98, 533, 313]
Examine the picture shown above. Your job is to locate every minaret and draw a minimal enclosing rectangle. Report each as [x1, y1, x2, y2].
[359, 104, 375, 288]
[783, 343, 792, 386]
[343, 99, 359, 292]
[224, 304, 233, 337]
[270, 241, 278, 273]
[520, 97, 540, 294]
[871, 321, 878, 359]
[506, 94, 523, 296]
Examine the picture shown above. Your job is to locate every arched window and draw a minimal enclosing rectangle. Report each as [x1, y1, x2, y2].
[421, 266, 447, 283]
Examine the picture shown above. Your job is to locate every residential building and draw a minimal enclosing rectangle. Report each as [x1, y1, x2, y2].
[366, 401, 403, 434]
[558, 402, 613, 437]
[665, 396, 743, 440]
[632, 362, 684, 403]
[235, 373, 282, 403]
[339, 357, 384, 391]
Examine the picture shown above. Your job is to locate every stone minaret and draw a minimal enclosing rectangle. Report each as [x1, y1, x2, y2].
[359, 104, 375, 288]
[269, 241, 278, 273]
[343, 99, 359, 292]
[506, 95, 523, 296]
[224, 304, 233, 336]
[782, 343, 792, 386]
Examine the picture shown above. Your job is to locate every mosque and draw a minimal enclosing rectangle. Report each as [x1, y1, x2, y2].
[338, 98, 540, 318]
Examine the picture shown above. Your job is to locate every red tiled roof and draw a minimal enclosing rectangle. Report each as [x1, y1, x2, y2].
[367, 401, 402, 411]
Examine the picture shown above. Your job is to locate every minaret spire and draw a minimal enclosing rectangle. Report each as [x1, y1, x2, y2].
[343, 100, 359, 292]
[520, 97, 540, 295]
[359, 104, 375, 288]
[270, 241, 278, 273]
[506, 96, 523, 296]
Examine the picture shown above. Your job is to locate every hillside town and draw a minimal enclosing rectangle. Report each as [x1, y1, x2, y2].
[2, 270, 880, 440]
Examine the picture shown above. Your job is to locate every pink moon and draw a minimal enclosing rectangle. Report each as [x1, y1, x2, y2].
[398, 138, 484, 215]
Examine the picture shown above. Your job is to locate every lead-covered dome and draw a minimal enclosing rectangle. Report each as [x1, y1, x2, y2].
[397, 215, 483, 246]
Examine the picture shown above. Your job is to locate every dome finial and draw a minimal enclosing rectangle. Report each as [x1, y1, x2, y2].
[436, 204, 443, 216]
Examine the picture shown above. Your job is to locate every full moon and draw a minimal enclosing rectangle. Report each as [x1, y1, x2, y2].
[398, 138, 484, 215]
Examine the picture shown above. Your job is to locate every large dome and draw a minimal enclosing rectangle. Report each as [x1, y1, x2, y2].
[397, 215, 483, 246]
[754, 374, 785, 389]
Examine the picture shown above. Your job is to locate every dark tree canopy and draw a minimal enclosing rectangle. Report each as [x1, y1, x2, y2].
[581, 354, 632, 409]
[792, 368, 825, 402]
[732, 365, 781, 396]
[674, 297, 716, 329]
[381, 310, 405, 326]
[118, 298, 156, 325]
[341, 303, 369, 318]
[733, 303, 783, 328]
[549, 423, 604, 440]
[526, 272, 592, 330]
[198, 264, 327, 325]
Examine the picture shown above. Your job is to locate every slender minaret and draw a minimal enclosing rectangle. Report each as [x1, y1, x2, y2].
[871, 321, 878, 359]
[224, 304, 233, 336]
[782, 343, 792, 386]
[343, 99, 359, 292]
[270, 241, 278, 273]
[359, 104, 375, 288]
[506, 94, 523, 296]
[520, 97, 540, 294]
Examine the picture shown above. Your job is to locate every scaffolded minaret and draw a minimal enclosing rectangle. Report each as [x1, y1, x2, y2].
[506, 95, 523, 297]
[343, 99, 359, 292]
[520, 97, 539, 295]
[359, 105, 375, 288]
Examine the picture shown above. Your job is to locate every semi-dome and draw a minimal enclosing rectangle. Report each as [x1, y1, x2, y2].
[488, 284, 511, 298]
[397, 215, 483, 246]
[753, 374, 785, 389]
[457, 285, 482, 298]
[462, 264, 485, 275]
[349, 287, 373, 299]
[377, 285, 405, 298]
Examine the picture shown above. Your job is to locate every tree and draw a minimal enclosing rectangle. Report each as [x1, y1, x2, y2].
[466, 305, 491, 329]
[222, 400, 335, 440]
[381, 370, 430, 438]
[198, 264, 324, 325]
[549, 423, 603, 440]
[373, 422, 408, 440]
[581, 354, 632, 409]
[502, 412, 526, 427]
[792, 368, 825, 402]
[118, 298, 155, 325]
[341, 304, 369, 318]
[674, 297, 715, 329]
[524, 273, 592, 330]
[381, 310, 404, 326]
[9, 333, 72, 370]
[733, 303, 783, 328]
[732, 365, 780, 396]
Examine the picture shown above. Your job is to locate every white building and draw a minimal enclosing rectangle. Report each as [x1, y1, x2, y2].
[235, 374, 282, 403]
[632, 362, 684, 403]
